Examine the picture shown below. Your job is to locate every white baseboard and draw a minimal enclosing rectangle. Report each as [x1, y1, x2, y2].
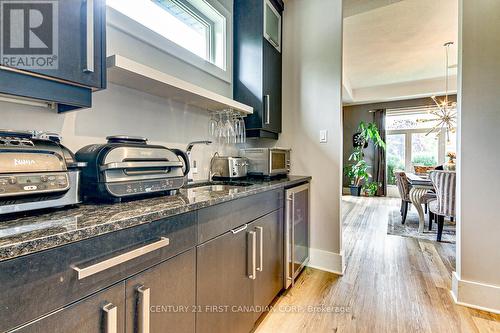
[307, 248, 345, 275]
[451, 271, 500, 314]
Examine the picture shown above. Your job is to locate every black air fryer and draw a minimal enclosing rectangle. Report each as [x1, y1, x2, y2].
[76, 136, 189, 202]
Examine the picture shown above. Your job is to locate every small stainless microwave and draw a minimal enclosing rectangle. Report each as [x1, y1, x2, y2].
[240, 148, 290, 177]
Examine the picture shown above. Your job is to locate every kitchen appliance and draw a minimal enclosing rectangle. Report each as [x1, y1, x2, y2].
[240, 148, 290, 177]
[210, 156, 248, 180]
[0, 130, 83, 215]
[284, 182, 310, 289]
[76, 136, 190, 202]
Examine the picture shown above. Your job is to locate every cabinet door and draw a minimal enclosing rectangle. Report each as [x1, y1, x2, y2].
[11, 283, 125, 333]
[125, 249, 196, 333]
[263, 39, 282, 133]
[196, 225, 256, 333]
[10, 0, 106, 88]
[252, 209, 283, 320]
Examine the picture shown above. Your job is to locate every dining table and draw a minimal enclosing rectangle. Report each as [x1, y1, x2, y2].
[406, 173, 434, 233]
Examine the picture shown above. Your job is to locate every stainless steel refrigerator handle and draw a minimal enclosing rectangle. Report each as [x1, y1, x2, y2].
[285, 196, 293, 285]
[264, 95, 271, 125]
[103, 303, 118, 333]
[84, 0, 95, 73]
[256, 226, 264, 272]
[73, 237, 169, 280]
[137, 286, 150, 333]
[291, 193, 295, 287]
[248, 231, 257, 280]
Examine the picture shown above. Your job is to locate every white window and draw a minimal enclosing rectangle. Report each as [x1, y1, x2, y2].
[107, 0, 227, 71]
[386, 108, 457, 186]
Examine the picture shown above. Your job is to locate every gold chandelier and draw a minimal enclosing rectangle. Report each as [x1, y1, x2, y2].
[417, 42, 457, 141]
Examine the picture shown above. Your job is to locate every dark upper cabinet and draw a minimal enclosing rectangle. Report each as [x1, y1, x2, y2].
[234, 0, 284, 139]
[0, 0, 106, 112]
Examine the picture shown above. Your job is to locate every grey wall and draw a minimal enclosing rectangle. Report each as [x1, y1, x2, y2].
[342, 95, 457, 187]
[453, 0, 500, 312]
[277, 0, 344, 274]
[0, 2, 236, 181]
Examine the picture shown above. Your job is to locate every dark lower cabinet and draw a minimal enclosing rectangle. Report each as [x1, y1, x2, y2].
[11, 283, 125, 333]
[196, 209, 283, 333]
[125, 249, 196, 333]
[196, 222, 255, 333]
[252, 209, 283, 321]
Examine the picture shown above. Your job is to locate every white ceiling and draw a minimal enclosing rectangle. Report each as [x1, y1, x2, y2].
[343, 0, 458, 104]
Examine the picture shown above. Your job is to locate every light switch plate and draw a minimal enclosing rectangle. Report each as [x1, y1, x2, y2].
[320, 130, 328, 143]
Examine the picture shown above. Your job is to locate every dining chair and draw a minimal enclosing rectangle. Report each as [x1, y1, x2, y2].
[394, 172, 411, 224]
[428, 170, 456, 242]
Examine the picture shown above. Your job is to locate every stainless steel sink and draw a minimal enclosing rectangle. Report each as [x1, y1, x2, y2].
[181, 181, 254, 193]
[183, 181, 253, 190]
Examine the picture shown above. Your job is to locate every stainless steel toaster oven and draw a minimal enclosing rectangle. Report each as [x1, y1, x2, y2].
[239, 148, 290, 177]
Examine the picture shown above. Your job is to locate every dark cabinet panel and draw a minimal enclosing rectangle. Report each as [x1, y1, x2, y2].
[196, 225, 255, 333]
[0, 0, 106, 111]
[252, 208, 283, 321]
[125, 249, 196, 333]
[234, 0, 283, 139]
[28, 0, 106, 88]
[11, 283, 125, 333]
[0, 212, 196, 332]
[197, 189, 283, 244]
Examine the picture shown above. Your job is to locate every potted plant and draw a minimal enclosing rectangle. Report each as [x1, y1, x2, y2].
[363, 181, 381, 197]
[344, 121, 386, 196]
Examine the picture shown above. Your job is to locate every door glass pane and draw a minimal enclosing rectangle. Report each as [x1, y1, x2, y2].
[293, 188, 309, 275]
[265, 3, 280, 46]
[411, 133, 439, 168]
[386, 134, 405, 185]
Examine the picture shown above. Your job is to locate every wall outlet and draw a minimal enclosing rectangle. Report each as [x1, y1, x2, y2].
[320, 130, 328, 143]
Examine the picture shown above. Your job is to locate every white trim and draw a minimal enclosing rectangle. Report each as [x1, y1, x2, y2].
[106, 4, 232, 83]
[308, 248, 345, 275]
[451, 271, 500, 314]
[107, 55, 253, 114]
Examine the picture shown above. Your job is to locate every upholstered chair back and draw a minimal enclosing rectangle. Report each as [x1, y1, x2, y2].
[395, 171, 410, 201]
[429, 170, 456, 217]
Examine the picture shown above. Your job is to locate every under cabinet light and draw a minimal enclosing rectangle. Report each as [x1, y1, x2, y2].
[0, 94, 57, 110]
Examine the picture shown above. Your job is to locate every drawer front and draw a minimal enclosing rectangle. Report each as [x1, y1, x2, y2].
[0, 212, 196, 332]
[197, 189, 283, 244]
[10, 282, 125, 333]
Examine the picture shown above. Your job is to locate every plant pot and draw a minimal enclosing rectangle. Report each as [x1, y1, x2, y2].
[349, 185, 362, 196]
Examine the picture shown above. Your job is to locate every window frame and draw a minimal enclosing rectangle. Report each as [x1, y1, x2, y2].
[386, 128, 446, 174]
[106, 0, 231, 83]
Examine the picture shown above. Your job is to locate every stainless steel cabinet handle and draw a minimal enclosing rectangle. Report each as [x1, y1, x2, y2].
[73, 237, 170, 280]
[256, 226, 263, 272]
[264, 95, 271, 125]
[137, 286, 150, 333]
[84, 0, 95, 73]
[248, 231, 257, 280]
[231, 223, 248, 234]
[103, 303, 118, 333]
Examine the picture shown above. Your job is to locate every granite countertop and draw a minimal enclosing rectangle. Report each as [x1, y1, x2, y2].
[0, 176, 310, 262]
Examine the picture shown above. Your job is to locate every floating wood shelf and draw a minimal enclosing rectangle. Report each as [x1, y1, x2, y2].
[107, 55, 253, 115]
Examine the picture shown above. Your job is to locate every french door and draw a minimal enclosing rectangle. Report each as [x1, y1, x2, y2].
[386, 129, 446, 185]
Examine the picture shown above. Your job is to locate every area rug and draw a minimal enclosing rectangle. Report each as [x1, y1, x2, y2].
[387, 206, 456, 244]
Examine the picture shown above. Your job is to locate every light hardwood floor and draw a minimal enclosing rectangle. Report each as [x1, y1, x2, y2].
[255, 196, 500, 333]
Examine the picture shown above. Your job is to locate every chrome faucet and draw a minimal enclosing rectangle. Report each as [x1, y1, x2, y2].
[186, 141, 212, 183]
